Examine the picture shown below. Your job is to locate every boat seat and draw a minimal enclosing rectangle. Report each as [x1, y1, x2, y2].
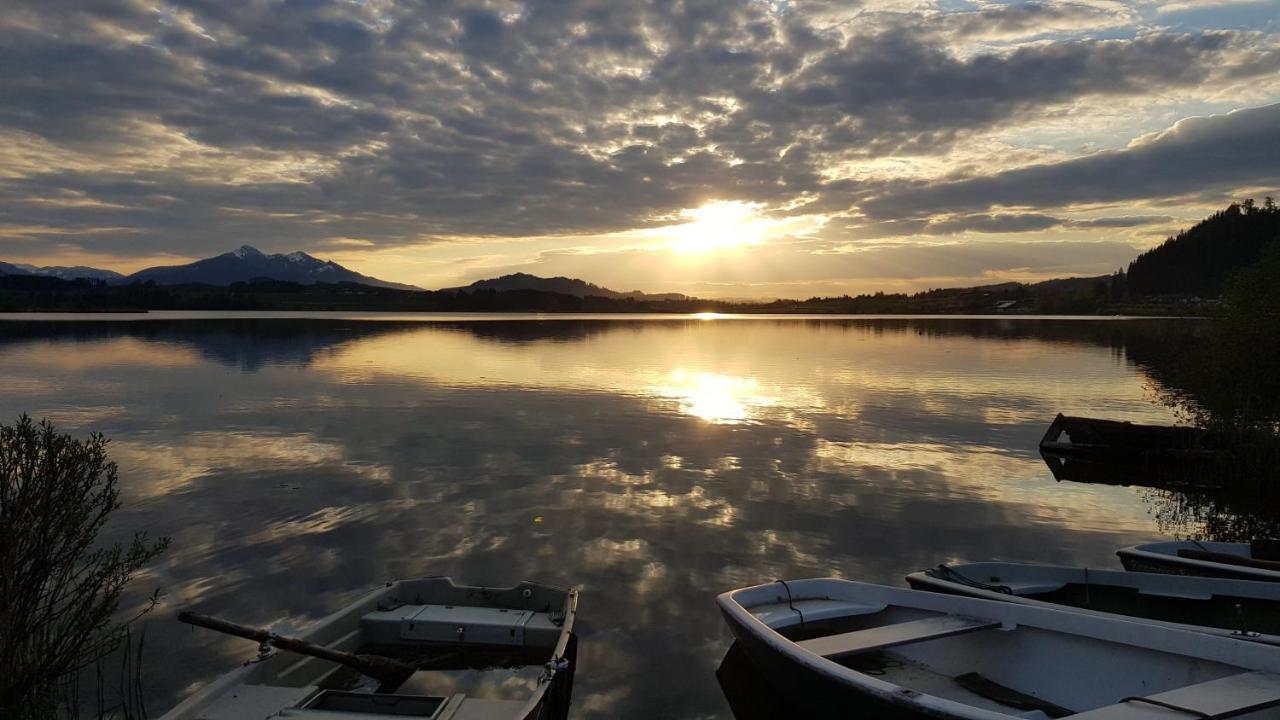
[195, 684, 321, 719]
[796, 614, 1001, 660]
[361, 604, 561, 648]
[1069, 671, 1280, 719]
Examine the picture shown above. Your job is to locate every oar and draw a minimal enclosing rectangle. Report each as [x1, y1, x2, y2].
[178, 611, 416, 686]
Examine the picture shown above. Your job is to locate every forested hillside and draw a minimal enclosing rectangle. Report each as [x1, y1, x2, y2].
[1128, 199, 1280, 297]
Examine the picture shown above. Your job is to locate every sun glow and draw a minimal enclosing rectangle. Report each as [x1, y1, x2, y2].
[655, 369, 774, 423]
[667, 200, 767, 254]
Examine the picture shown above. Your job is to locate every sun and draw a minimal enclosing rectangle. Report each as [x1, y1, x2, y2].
[667, 200, 766, 254]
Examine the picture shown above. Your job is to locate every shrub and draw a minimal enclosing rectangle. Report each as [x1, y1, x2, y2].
[0, 417, 169, 719]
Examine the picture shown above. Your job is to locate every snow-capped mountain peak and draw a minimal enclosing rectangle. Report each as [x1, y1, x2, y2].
[231, 245, 264, 259]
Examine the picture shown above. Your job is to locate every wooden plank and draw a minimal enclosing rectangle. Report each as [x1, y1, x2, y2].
[1071, 672, 1280, 719]
[795, 615, 1000, 660]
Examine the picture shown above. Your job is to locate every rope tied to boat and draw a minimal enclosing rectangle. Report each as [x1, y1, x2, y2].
[539, 657, 571, 684]
[776, 579, 804, 631]
[925, 564, 1013, 595]
[1116, 696, 1217, 719]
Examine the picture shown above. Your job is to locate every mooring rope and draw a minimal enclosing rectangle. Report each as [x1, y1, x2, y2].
[776, 579, 805, 631]
[1116, 696, 1216, 719]
[925, 564, 1014, 595]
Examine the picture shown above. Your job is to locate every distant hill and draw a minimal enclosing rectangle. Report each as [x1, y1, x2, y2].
[13, 264, 124, 282]
[448, 272, 689, 300]
[1128, 199, 1280, 297]
[0, 262, 123, 281]
[126, 246, 419, 290]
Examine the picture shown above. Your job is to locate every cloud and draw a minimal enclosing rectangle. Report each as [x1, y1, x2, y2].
[924, 213, 1063, 235]
[0, 0, 1276, 290]
[863, 103, 1280, 219]
[468, 237, 1142, 296]
[941, 2, 1137, 39]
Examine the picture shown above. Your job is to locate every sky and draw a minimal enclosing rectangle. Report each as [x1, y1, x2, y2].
[2, 0, 1278, 298]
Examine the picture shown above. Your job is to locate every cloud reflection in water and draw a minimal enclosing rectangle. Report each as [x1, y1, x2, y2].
[0, 316, 1191, 718]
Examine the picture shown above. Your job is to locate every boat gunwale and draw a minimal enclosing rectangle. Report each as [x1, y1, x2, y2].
[1118, 542, 1280, 582]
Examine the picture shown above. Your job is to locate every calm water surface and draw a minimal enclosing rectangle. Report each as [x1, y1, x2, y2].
[0, 314, 1207, 718]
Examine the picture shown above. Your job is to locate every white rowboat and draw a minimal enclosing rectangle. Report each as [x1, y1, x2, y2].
[718, 578, 1280, 719]
[906, 561, 1280, 645]
[161, 577, 577, 720]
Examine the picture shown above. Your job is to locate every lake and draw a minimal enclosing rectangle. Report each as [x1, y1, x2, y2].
[0, 313, 1230, 718]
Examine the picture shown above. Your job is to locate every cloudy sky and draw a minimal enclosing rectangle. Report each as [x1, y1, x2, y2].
[3, 0, 1278, 297]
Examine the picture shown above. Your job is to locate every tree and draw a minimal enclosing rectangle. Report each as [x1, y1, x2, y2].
[0, 417, 169, 719]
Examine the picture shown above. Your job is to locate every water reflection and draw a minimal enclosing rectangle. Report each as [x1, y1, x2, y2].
[1041, 450, 1280, 543]
[0, 316, 1207, 718]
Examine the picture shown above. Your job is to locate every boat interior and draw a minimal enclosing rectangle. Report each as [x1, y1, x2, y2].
[736, 585, 1280, 719]
[175, 579, 576, 720]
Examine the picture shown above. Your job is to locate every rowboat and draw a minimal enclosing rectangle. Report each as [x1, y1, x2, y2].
[1118, 540, 1280, 581]
[906, 562, 1280, 644]
[1039, 414, 1210, 458]
[161, 577, 578, 720]
[718, 578, 1280, 719]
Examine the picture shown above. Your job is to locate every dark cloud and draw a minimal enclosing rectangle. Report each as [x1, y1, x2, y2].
[941, 2, 1133, 38]
[1066, 215, 1175, 229]
[863, 103, 1280, 220]
[915, 213, 1175, 235]
[767, 29, 1276, 156]
[924, 213, 1063, 235]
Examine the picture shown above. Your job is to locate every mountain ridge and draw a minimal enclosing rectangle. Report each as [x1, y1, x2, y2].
[0, 262, 124, 281]
[126, 245, 420, 290]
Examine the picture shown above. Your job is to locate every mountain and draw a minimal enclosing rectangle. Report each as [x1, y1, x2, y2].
[1128, 199, 1280, 297]
[12, 264, 125, 282]
[0, 262, 31, 277]
[126, 246, 419, 290]
[448, 272, 689, 300]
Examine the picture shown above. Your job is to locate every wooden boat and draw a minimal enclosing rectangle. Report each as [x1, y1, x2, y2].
[906, 562, 1280, 644]
[718, 578, 1280, 719]
[1040, 414, 1210, 458]
[161, 577, 578, 720]
[1118, 540, 1280, 582]
[1040, 415, 1279, 486]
